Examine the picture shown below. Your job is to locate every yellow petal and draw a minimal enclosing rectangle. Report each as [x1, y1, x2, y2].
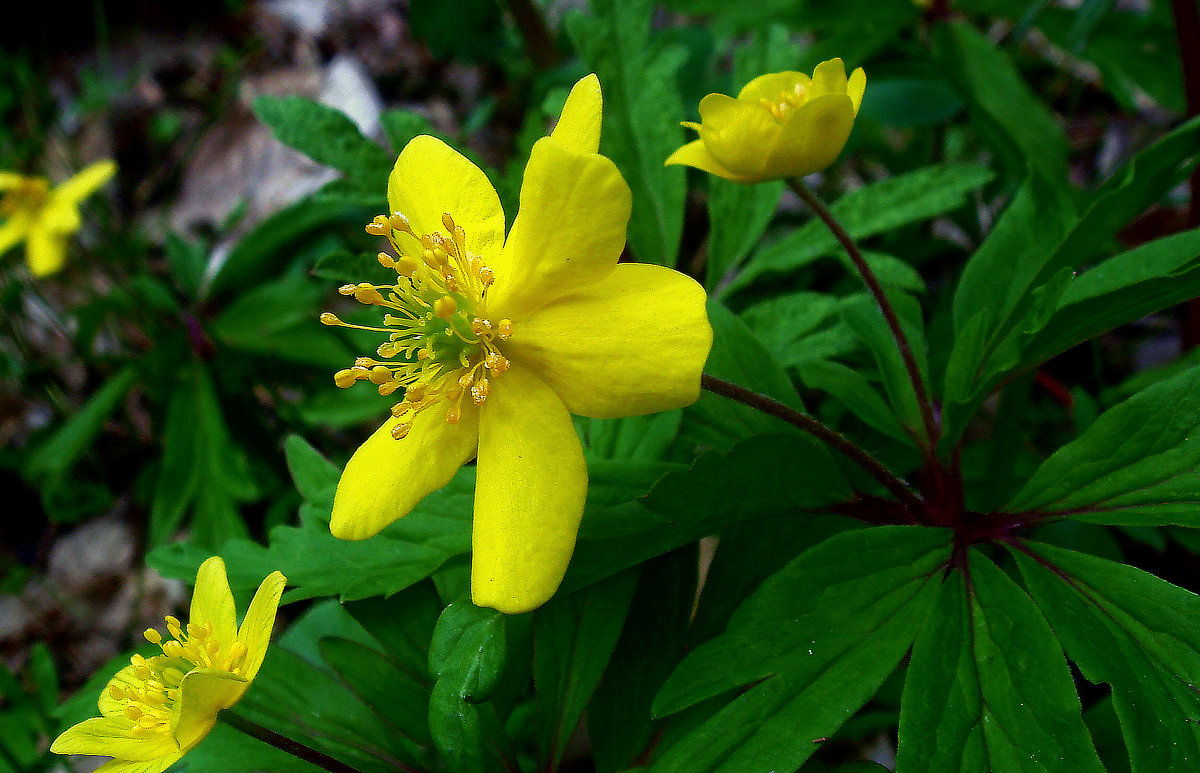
[190, 557, 238, 647]
[51, 160, 116, 208]
[471, 365, 586, 614]
[486, 136, 631, 320]
[848, 67, 867, 115]
[737, 71, 812, 102]
[387, 135, 506, 261]
[331, 405, 480, 540]
[551, 74, 603, 154]
[696, 93, 779, 178]
[93, 754, 187, 773]
[98, 665, 143, 718]
[236, 570, 287, 683]
[25, 229, 68, 277]
[51, 717, 178, 761]
[810, 58, 849, 98]
[0, 211, 34, 256]
[766, 93, 855, 177]
[664, 139, 756, 182]
[0, 172, 29, 190]
[505, 263, 712, 418]
[172, 669, 246, 750]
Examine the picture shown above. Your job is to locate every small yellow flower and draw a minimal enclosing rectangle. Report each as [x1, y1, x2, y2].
[665, 59, 866, 183]
[323, 74, 712, 615]
[0, 160, 116, 277]
[51, 557, 286, 773]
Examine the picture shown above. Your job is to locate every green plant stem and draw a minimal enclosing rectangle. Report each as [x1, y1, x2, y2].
[219, 710, 379, 773]
[788, 178, 941, 450]
[701, 374, 922, 510]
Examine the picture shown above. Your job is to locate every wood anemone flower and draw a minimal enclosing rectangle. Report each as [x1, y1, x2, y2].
[51, 557, 286, 773]
[0, 160, 116, 276]
[322, 74, 713, 615]
[666, 59, 866, 183]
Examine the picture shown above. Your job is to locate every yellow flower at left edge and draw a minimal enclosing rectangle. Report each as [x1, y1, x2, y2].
[322, 74, 713, 615]
[666, 59, 865, 183]
[0, 160, 116, 277]
[51, 557, 286, 773]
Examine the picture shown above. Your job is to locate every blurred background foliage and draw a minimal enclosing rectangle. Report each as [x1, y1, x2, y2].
[2, 0, 1198, 771]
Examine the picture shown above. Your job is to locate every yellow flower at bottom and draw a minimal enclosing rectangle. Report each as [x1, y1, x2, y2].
[0, 160, 116, 276]
[665, 59, 866, 183]
[51, 557, 286, 773]
[323, 74, 713, 615]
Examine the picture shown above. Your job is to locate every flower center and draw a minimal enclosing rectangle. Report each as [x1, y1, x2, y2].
[0, 178, 49, 218]
[760, 82, 809, 122]
[107, 616, 248, 737]
[321, 211, 511, 440]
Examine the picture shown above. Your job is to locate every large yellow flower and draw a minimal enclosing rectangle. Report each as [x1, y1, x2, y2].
[666, 59, 866, 183]
[51, 557, 286, 773]
[0, 160, 116, 276]
[323, 74, 712, 614]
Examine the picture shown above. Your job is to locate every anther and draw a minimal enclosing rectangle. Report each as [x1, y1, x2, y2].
[338, 284, 357, 295]
[320, 312, 342, 326]
[391, 421, 412, 440]
[446, 407, 462, 424]
[441, 213, 457, 232]
[144, 629, 162, 644]
[434, 296, 457, 320]
[479, 266, 494, 286]
[334, 369, 359, 388]
[378, 380, 401, 396]
[458, 371, 475, 389]
[471, 378, 490, 405]
[497, 319, 513, 340]
[108, 685, 127, 700]
[471, 318, 492, 336]
[389, 213, 413, 233]
[422, 249, 440, 269]
[391, 402, 412, 418]
[485, 353, 509, 374]
[406, 384, 427, 402]
[394, 255, 420, 277]
[368, 365, 393, 385]
[377, 252, 396, 268]
[353, 284, 385, 305]
[125, 705, 144, 721]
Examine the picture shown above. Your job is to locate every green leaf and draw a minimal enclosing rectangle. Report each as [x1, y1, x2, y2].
[534, 572, 638, 770]
[685, 299, 805, 446]
[740, 291, 859, 371]
[380, 109, 435, 154]
[252, 95, 391, 189]
[567, 0, 687, 267]
[896, 552, 1105, 772]
[651, 526, 950, 772]
[239, 647, 416, 772]
[208, 191, 379, 299]
[284, 434, 340, 511]
[589, 550, 696, 773]
[148, 364, 255, 548]
[859, 77, 963, 128]
[312, 248, 398, 286]
[429, 602, 507, 702]
[729, 164, 993, 293]
[577, 410, 682, 462]
[936, 20, 1071, 193]
[1014, 542, 1200, 771]
[1006, 364, 1200, 523]
[343, 582, 442, 681]
[320, 636, 433, 745]
[24, 366, 137, 486]
[794, 359, 912, 444]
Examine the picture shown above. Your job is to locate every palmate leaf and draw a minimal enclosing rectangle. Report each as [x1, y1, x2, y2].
[944, 116, 1200, 446]
[727, 164, 993, 294]
[1012, 542, 1200, 771]
[650, 527, 950, 773]
[896, 551, 1105, 772]
[1005, 364, 1200, 525]
[567, 0, 687, 268]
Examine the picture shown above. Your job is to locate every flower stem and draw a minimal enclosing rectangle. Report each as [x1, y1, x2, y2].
[701, 374, 922, 510]
[219, 710, 379, 773]
[787, 178, 941, 451]
[502, 0, 561, 70]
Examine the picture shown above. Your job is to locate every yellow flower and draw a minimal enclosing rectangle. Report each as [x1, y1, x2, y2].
[0, 160, 116, 277]
[665, 59, 866, 183]
[322, 74, 713, 615]
[51, 557, 286, 773]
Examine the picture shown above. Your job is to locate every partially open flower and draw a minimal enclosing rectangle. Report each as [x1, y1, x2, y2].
[324, 74, 713, 615]
[0, 160, 115, 276]
[51, 557, 286, 773]
[666, 59, 865, 183]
